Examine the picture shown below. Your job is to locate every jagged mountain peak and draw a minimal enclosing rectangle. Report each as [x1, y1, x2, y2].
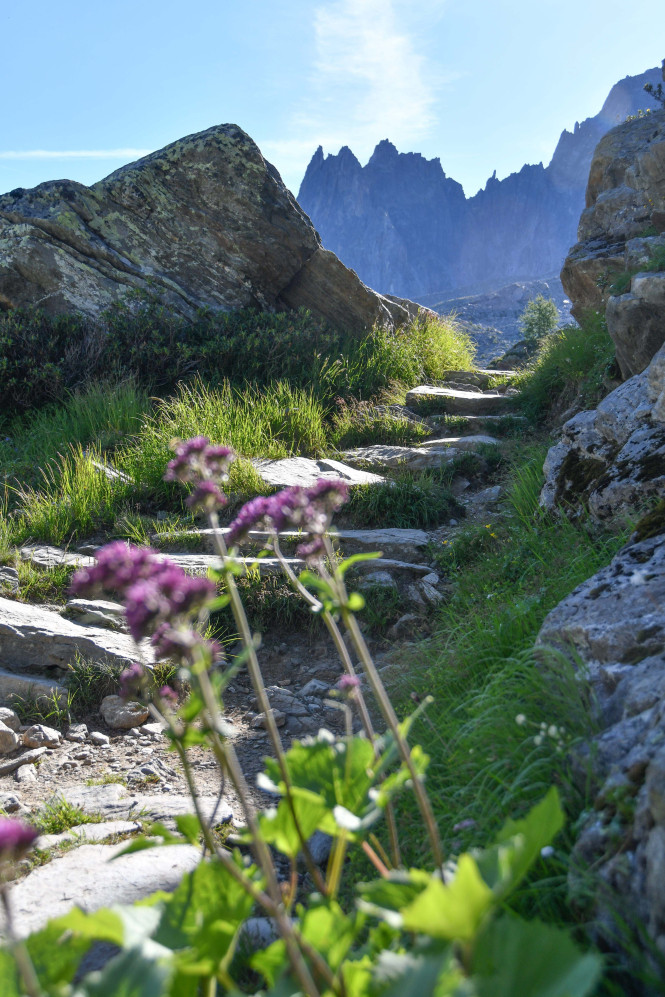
[297, 66, 660, 301]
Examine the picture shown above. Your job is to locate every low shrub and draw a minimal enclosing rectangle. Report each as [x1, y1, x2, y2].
[0, 301, 476, 423]
[515, 313, 616, 423]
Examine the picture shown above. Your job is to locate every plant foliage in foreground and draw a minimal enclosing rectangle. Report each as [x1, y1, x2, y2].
[0, 437, 601, 997]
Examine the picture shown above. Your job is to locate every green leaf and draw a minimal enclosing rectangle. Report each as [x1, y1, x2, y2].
[154, 856, 254, 972]
[26, 920, 93, 987]
[334, 551, 382, 581]
[112, 823, 184, 858]
[357, 869, 432, 923]
[258, 794, 328, 859]
[475, 788, 564, 900]
[79, 945, 173, 997]
[473, 914, 602, 997]
[400, 856, 494, 942]
[53, 904, 162, 949]
[174, 814, 202, 844]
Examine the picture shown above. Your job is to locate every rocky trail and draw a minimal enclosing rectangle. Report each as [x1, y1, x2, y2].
[0, 366, 522, 934]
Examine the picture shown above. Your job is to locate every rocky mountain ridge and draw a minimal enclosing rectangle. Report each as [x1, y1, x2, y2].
[298, 68, 662, 303]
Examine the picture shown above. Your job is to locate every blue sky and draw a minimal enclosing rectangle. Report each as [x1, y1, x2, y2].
[1, 1, 664, 198]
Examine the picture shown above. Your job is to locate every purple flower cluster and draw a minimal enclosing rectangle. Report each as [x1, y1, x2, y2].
[227, 479, 349, 560]
[71, 542, 215, 643]
[165, 437, 234, 481]
[151, 622, 223, 665]
[0, 818, 38, 860]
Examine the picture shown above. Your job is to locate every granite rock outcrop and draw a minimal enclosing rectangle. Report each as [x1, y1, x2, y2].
[0, 124, 421, 333]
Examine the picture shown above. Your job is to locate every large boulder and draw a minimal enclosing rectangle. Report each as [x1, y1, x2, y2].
[0, 124, 421, 332]
[540, 341, 665, 521]
[561, 107, 665, 324]
[606, 270, 665, 378]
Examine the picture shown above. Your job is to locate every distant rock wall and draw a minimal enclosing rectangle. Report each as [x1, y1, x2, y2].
[0, 124, 423, 333]
[298, 69, 662, 303]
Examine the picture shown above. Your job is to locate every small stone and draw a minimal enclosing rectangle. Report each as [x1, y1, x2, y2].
[66, 723, 88, 743]
[128, 727, 142, 738]
[0, 566, 19, 592]
[100, 697, 149, 730]
[449, 519, 458, 526]
[300, 679, 331, 698]
[251, 710, 287, 729]
[22, 724, 62, 749]
[387, 613, 420, 639]
[0, 720, 20, 755]
[14, 765, 37, 784]
[141, 722, 166, 738]
[357, 570, 398, 590]
[89, 731, 110, 747]
[418, 581, 444, 606]
[421, 572, 440, 586]
[0, 792, 20, 812]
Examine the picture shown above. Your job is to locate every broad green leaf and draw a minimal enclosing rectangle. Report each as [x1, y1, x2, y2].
[26, 920, 95, 988]
[257, 794, 327, 859]
[112, 823, 184, 858]
[297, 901, 359, 972]
[357, 869, 432, 923]
[342, 956, 374, 997]
[154, 856, 254, 972]
[250, 937, 286, 988]
[473, 914, 602, 997]
[53, 904, 162, 949]
[174, 814, 202, 844]
[475, 788, 564, 900]
[79, 945, 173, 997]
[400, 857, 494, 942]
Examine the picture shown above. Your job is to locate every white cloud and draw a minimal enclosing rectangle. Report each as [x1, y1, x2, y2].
[0, 149, 153, 160]
[266, 0, 451, 192]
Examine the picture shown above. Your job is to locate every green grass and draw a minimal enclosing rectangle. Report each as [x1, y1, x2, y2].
[328, 399, 429, 450]
[346, 467, 462, 529]
[31, 798, 104, 835]
[514, 314, 616, 423]
[0, 380, 149, 487]
[376, 446, 630, 916]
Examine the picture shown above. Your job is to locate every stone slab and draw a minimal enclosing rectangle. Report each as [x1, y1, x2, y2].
[20, 546, 95, 570]
[35, 819, 141, 851]
[8, 842, 202, 938]
[406, 385, 515, 416]
[0, 596, 142, 675]
[251, 456, 384, 489]
[0, 670, 67, 707]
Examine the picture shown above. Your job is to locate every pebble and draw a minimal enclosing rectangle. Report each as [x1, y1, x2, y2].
[14, 765, 37, 784]
[89, 731, 110, 747]
[300, 678, 331, 698]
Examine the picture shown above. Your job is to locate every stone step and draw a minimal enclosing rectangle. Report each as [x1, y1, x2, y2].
[440, 368, 518, 389]
[152, 527, 430, 562]
[163, 553, 435, 579]
[0, 596, 147, 682]
[251, 456, 384, 489]
[406, 385, 517, 416]
[342, 435, 498, 471]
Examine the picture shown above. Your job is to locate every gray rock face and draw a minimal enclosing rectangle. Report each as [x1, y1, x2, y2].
[0, 124, 421, 333]
[540, 342, 665, 521]
[561, 107, 665, 325]
[606, 271, 665, 378]
[342, 435, 497, 471]
[537, 533, 665, 955]
[298, 69, 661, 301]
